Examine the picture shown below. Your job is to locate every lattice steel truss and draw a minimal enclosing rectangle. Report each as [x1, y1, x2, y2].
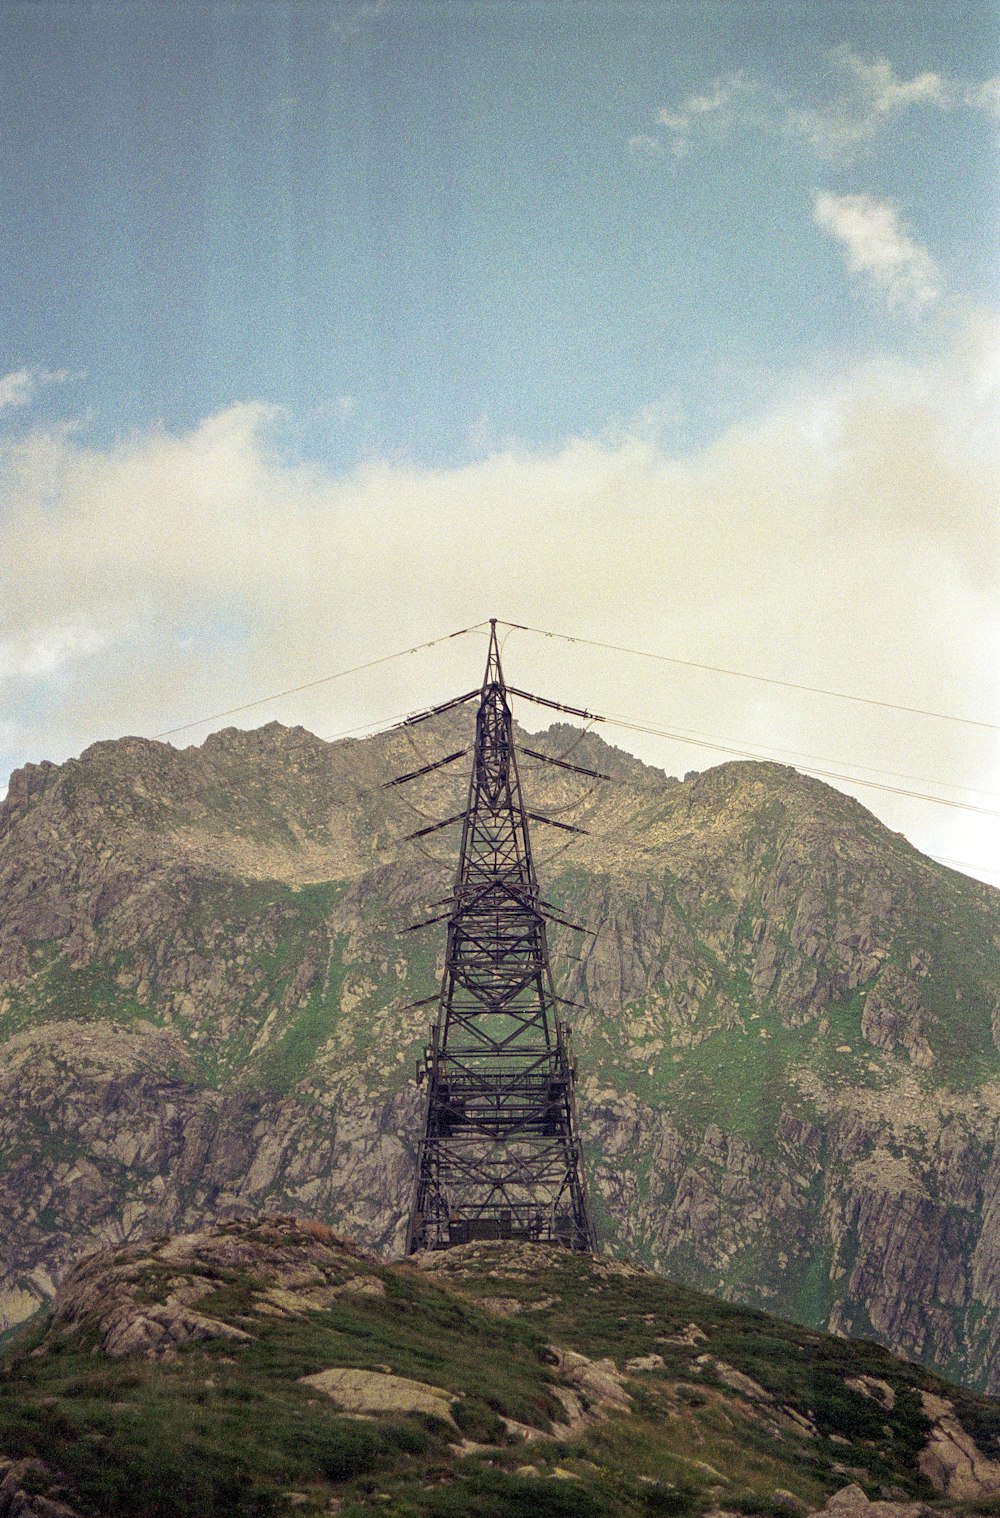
[403, 622, 596, 1253]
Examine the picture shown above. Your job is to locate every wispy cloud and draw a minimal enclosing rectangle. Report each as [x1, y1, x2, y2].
[635, 50, 1000, 166]
[0, 624, 105, 682]
[327, 0, 389, 38]
[841, 52, 950, 111]
[0, 367, 71, 414]
[627, 133, 665, 159]
[813, 191, 942, 315]
[0, 370, 36, 411]
[654, 72, 762, 158]
[304, 395, 355, 425]
[264, 94, 302, 118]
[965, 77, 1000, 118]
[791, 49, 950, 162]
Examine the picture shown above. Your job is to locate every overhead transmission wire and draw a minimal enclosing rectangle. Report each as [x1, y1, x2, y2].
[519, 686, 998, 801]
[326, 713, 466, 868]
[151, 623, 488, 740]
[375, 679, 1000, 888]
[141, 615, 997, 874]
[392, 726, 473, 847]
[371, 707, 469, 868]
[361, 714, 996, 826]
[382, 717, 998, 975]
[318, 651, 998, 833]
[376, 678, 999, 881]
[497, 619, 1000, 734]
[671, 732, 1000, 801]
[570, 708, 1000, 820]
[386, 698, 1000, 885]
[490, 681, 1000, 821]
[490, 624, 1000, 818]
[290, 647, 600, 856]
[931, 855, 1000, 883]
[146, 617, 997, 813]
[314, 664, 1000, 819]
[380, 700, 600, 869]
[521, 693, 996, 801]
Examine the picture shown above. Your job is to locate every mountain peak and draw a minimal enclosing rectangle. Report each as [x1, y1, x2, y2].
[0, 720, 998, 1402]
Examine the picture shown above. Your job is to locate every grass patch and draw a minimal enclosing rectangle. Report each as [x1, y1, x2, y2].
[1, 1236, 996, 1516]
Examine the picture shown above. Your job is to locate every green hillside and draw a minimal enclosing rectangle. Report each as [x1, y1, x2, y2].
[3, 1217, 1000, 1518]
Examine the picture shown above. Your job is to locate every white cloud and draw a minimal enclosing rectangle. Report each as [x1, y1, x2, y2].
[0, 320, 997, 882]
[0, 370, 36, 411]
[813, 191, 942, 314]
[841, 52, 950, 112]
[965, 77, 1000, 118]
[308, 395, 355, 423]
[0, 625, 105, 682]
[654, 72, 760, 157]
[791, 51, 950, 162]
[0, 367, 72, 414]
[637, 50, 998, 166]
[627, 133, 664, 158]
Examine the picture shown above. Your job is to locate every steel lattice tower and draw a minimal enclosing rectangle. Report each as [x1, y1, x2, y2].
[403, 622, 596, 1253]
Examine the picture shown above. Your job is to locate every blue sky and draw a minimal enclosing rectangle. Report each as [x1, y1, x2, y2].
[1, 0, 998, 881]
[3, 0, 997, 461]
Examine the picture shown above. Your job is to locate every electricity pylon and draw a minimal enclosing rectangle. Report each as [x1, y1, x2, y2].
[400, 621, 596, 1253]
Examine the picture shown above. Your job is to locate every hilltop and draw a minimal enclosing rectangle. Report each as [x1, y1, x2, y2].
[4, 1216, 1000, 1518]
[0, 720, 998, 1391]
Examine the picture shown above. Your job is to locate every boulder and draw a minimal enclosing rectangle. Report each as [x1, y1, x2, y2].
[299, 1368, 459, 1429]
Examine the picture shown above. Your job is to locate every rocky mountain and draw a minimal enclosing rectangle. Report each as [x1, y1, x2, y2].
[4, 1214, 1000, 1517]
[1, 717, 999, 1393]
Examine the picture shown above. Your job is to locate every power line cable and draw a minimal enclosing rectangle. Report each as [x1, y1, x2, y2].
[930, 855, 1000, 882]
[309, 665, 1000, 879]
[329, 702, 998, 814]
[498, 619, 1000, 734]
[151, 623, 488, 740]
[578, 706, 1000, 820]
[592, 714, 999, 802]
[348, 701, 1000, 880]
[320, 706, 428, 743]
[152, 616, 998, 826]
[327, 686, 1000, 823]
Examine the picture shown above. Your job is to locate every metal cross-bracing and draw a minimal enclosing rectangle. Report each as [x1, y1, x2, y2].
[401, 621, 597, 1254]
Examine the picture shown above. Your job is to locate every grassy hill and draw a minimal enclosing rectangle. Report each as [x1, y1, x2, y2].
[3, 1217, 1000, 1518]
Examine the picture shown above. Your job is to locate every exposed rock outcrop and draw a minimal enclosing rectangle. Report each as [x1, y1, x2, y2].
[0, 1462, 82, 1518]
[918, 1392, 1000, 1498]
[543, 1344, 632, 1432]
[300, 1368, 459, 1428]
[814, 1485, 932, 1518]
[1, 721, 999, 1395]
[42, 1216, 379, 1359]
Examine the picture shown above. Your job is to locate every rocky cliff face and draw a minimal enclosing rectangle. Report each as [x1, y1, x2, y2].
[1, 718, 999, 1395]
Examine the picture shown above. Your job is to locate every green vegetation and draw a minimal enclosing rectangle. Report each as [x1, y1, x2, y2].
[620, 986, 874, 1144]
[5, 1229, 998, 1518]
[4, 721, 1000, 1417]
[0, 944, 152, 1041]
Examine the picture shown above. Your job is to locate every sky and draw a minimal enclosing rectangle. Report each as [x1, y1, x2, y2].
[1, 0, 998, 883]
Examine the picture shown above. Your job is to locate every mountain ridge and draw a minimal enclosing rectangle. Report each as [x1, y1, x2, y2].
[1, 719, 998, 1392]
